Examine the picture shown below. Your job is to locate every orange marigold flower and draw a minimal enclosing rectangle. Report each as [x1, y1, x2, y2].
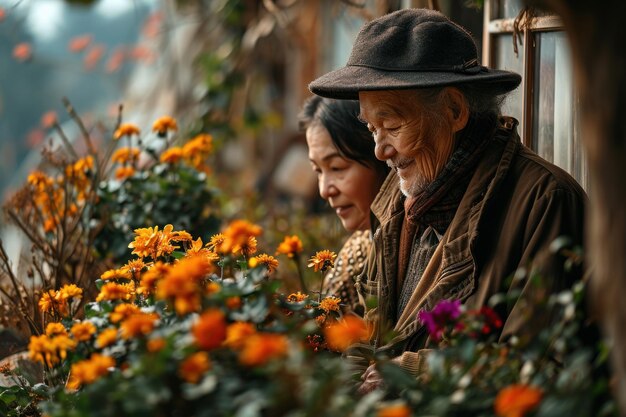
[205, 281, 221, 295]
[96, 281, 135, 302]
[39, 290, 68, 316]
[27, 171, 53, 189]
[100, 267, 132, 281]
[192, 309, 227, 350]
[276, 235, 303, 258]
[220, 220, 263, 254]
[115, 165, 135, 180]
[111, 147, 140, 164]
[13, 42, 32, 62]
[156, 256, 213, 315]
[70, 321, 97, 342]
[160, 147, 184, 164]
[494, 384, 543, 417]
[109, 303, 141, 323]
[120, 312, 159, 339]
[182, 133, 213, 158]
[68, 353, 115, 388]
[319, 296, 341, 313]
[124, 258, 146, 279]
[224, 322, 256, 350]
[377, 404, 412, 417]
[147, 337, 167, 353]
[96, 327, 118, 348]
[58, 284, 83, 301]
[239, 333, 288, 367]
[287, 292, 308, 303]
[324, 315, 372, 351]
[225, 296, 242, 310]
[308, 250, 337, 273]
[250, 254, 279, 273]
[113, 123, 140, 140]
[138, 261, 169, 295]
[179, 351, 211, 384]
[232, 236, 257, 257]
[68, 34, 92, 53]
[152, 116, 178, 136]
[207, 233, 226, 254]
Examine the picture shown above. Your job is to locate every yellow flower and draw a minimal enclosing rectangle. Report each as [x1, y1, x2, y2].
[96, 327, 118, 348]
[96, 281, 136, 302]
[324, 315, 372, 352]
[115, 165, 135, 180]
[377, 404, 412, 417]
[239, 333, 288, 367]
[192, 309, 227, 350]
[68, 353, 115, 388]
[120, 312, 159, 339]
[179, 352, 211, 384]
[100, 268, 132, 281]
[111, 147, 140, 164]
[58, 284, 83, 300]
[250, 254, 279, 273]
[223, 322, 256, 350]
[152, 116, 178, 135]
[113, 123, 140, 140]
[495, 384, 543, 417]
[109, 303, 141, 323]
[276, 235, 303, 258]
[319, 296, 341, 313]
[70, 321, 96, 342]
[307, 250, 337, 273]
[128, 224, 181, 259]
[160, 147, 184, 164]
[46, 322, 67, 337]
[28, 333, 77, 367]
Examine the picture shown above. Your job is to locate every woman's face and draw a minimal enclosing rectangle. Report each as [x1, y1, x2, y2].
[306, 123, 383, 232]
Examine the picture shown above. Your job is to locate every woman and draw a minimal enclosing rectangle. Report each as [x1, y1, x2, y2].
[300, 96, 389, 315]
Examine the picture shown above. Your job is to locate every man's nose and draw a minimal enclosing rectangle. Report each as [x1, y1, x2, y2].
[374, 138, 396, 161]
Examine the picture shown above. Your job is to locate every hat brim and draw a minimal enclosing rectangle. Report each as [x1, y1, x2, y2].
[309, 65, 522, 100]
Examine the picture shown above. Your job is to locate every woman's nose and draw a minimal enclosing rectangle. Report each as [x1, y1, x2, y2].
[319, 175, 339, 200]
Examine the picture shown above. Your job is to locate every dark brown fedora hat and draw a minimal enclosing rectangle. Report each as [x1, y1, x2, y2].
[309, 8, 521, 100]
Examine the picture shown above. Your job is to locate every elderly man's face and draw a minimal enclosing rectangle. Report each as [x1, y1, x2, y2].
[358, 89, 457, 197]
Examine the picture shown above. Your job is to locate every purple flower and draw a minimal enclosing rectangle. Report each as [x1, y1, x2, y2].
[418, 299, 462, 341]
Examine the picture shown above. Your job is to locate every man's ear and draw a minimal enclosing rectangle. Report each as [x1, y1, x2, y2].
[443, 87, 470, 133]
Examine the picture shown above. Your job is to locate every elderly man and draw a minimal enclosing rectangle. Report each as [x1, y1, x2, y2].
[309, 8, 586, 392]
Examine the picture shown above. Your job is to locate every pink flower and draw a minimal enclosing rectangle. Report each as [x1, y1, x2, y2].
[418, 299, 462, 341]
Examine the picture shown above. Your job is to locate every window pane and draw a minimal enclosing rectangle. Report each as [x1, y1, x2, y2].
[532, 31, 587, 189]
[492, 35, 524, 122]
[496, 0, 524, 19]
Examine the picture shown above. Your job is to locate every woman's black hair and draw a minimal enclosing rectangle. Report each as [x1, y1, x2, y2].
[299, 95, 389, 177]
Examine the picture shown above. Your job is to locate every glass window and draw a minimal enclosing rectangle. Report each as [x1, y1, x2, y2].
[496, 0, 524, 19]
[532, 31, 587, 188]
[492, 34, 523, 122]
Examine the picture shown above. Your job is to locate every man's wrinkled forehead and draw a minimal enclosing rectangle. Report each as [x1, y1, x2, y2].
[358, 90, 418, 122]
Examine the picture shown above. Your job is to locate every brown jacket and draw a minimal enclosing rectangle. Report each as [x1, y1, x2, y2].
[354, 117, 587, 375]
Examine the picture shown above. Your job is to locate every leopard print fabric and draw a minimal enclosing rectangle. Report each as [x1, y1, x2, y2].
[322, 230, 371, 316]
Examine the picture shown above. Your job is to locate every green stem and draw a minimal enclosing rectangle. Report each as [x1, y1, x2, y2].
[293, 255, 307, 293]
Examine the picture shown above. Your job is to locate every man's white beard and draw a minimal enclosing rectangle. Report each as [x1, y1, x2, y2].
[399, 175, 430, 197]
